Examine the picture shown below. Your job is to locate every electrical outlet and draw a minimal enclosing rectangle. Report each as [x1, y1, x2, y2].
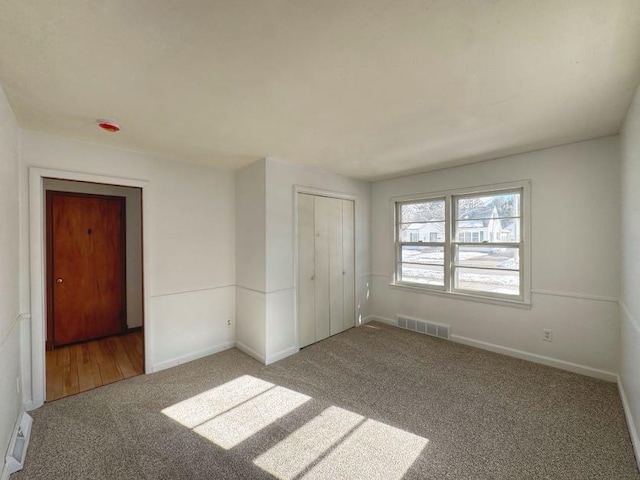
[543, 329, 553, 342]
[227, 319, 232, 327]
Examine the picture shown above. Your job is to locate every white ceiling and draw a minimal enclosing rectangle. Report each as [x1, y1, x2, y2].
[1, 1, 639, 180]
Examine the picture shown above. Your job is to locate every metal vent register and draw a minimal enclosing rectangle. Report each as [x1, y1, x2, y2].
[396, 315, 450, 340]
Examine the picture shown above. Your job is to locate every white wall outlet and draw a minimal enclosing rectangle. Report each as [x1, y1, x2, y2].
[227, 319, 232, 327]
[543, 329, 553, 342]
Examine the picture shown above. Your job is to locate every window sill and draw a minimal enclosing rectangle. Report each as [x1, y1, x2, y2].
[388, 282, 532, 310]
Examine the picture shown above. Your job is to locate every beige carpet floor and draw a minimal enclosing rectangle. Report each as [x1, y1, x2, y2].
[13, 321, 640, 479]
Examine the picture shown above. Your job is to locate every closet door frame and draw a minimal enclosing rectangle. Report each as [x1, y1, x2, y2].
[293, 186, 357, 349]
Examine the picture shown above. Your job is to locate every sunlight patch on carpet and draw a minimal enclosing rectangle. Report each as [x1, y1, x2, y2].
[161, 374, 428, 476]
[193, 386, 310, 449]
[161, 375, 274, 428]
[301, 419, 428, 480]
[253, 406, 365, 479]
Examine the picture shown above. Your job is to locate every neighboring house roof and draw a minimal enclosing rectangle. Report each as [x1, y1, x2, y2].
[405, 223, 424, 230]
[459, 205, 496, 220]
[458, 220, 485, 229]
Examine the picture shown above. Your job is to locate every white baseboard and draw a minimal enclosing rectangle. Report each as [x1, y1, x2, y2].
[151, 341, 235, 373]
[235, 341, 266, 364]
[365, 316, 617, 382]
[363, 315, 395, 326]
[22, 400, 38, 412]
[266, 347, 299, 365]
[451, 335, 617, 382]
[618, 376, 640, 471]
[1, 464, 9, 480]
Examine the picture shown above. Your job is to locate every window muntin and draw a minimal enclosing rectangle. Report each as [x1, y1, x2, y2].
[395, 187, 525, 302]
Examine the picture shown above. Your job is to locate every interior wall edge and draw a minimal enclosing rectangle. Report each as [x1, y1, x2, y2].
[621, 301, 640, 333]
[150, 340, 235, 373]
[265, 346, 299, 365]
[18, 313, 31, 408]
[530, 290, 618, 303]
[618, 376, 640, 471]
[235, 341, 266, 364]
[0, 318, 21, 477]
[235, 285, 297, 296]
[150, 284, 236, 299]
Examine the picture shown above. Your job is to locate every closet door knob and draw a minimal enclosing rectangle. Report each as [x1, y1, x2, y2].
[56, 277, 63, 284]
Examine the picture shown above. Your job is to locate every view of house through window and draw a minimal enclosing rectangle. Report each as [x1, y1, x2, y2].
[398, 198, 446, 287]
[396, 186, 525, 301]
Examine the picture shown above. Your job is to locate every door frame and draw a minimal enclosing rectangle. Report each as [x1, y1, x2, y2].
[46, 190, 128, 349]
[293, 186, 357, 350]
[29, 167, 149, 410]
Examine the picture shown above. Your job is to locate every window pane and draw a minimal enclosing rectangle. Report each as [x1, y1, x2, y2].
[399, 222, 445, 242]
[455, 191, 521, 220]
[454, 267, 519, 296]
[455, 246, 519, 270]
[401, 246, 444, 265]
[400, 200, 445, 223]
[455, 218, 520, 243]
[399, 264, 444, 286]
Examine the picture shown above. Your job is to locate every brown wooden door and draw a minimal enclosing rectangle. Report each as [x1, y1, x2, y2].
[47, 191, 126, 348]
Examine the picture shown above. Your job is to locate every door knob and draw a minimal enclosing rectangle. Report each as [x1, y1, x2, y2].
[56, 278, 63, 284]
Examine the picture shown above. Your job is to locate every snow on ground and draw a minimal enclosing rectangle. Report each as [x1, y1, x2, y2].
[402, 266, 518, 287]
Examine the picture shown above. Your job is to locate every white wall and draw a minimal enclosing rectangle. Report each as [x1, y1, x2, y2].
[233, 157, 371, 364]
[235, 159, 267, 361]
[19, 131, 236, 400]
[371, 137, 620, 379]
[264, 158, 371, 363]
[0, 87, 22, 472]
[43, 179, 143, 329]
[620, 83, 640, 463]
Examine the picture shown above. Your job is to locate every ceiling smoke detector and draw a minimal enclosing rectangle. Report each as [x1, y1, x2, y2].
[97, 119, 120, 132]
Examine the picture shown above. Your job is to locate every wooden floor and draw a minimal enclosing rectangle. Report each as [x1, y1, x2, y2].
[46, 331, 143, 402]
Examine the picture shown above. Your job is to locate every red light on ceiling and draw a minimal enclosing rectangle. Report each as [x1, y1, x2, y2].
[97, 120, 120, 132]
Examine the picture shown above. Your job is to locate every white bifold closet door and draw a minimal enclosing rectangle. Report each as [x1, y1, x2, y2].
[298, 193, 355, 348]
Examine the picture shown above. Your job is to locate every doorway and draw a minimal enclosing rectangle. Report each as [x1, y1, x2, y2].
[44, 180, 144, 401]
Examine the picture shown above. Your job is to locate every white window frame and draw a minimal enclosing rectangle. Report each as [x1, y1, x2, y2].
[396, 196, 447, 290]
[392, 180, 531, 307]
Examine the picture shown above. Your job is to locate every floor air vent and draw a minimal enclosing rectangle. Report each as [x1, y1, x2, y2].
[5, 412, 32, 475]
[396, 315, 450, 340]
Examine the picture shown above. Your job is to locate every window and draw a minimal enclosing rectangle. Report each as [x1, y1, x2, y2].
[395, 183, 528, 304]
[397, 198, 445, 287]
